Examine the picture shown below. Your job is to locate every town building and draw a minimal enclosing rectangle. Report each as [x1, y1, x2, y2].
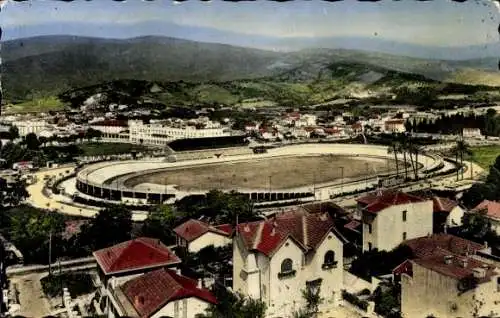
[470, 200, 500, 235]
[232, 209, 347, 318]
[395, 234, 500, 318]
[431, 196, 464, 233]
[90, 120, 129, 138]
[128, 120, 231, 146]
[462, 127, 483, 139]
[12, 119, 49, 137]
[106, 268, 217, 318]
[92, 237, 181, 317]
[174, 219, 233, 253]
[384, 119, 406, 133]
[357, 190, 433, 252]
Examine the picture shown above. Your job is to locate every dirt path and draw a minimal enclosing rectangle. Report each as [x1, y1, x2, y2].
[10, 273, 51, 318]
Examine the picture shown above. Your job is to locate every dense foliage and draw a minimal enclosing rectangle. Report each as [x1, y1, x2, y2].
[197, 283, 266, 318]
[405, 109, 500, 137]
[349, 245, 415, 281]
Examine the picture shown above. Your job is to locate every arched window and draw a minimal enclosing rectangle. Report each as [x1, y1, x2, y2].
[281, 258, 293, 273]
[324, 250, 335, 265]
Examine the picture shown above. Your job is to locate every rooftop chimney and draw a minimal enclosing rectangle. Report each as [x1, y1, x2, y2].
[473, 267, 486, 279]
[176, 268, 182, 275]
[460, 258, 468, 268]
[444, 255, 453, 265]
[197, 278, 203, 289]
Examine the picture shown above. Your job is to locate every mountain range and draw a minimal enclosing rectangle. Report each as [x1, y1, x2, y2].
[3, 35, 500, 104]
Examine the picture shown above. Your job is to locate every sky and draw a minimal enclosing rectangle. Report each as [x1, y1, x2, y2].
[2, 0, 499, 50]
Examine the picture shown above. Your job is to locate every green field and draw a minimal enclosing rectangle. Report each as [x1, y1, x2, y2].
[78, 142, 153, 156]
[7, 96, 66, 113]
[471, 145, 500, 168]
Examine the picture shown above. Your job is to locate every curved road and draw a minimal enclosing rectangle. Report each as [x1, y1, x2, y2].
[26, 165, 148, 221]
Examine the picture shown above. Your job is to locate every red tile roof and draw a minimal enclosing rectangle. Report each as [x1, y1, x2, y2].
[173, 219, 233, 243]
[357, 190, 426, 213]
[122, 269, 217, 318]
[393, 259, 413, 276]
[344, 220, 362, 232]
[471, 200, 500, 221]
[403, 234, 485, 259]
[432, 196, 458, 213]
[235, 210, 345, 257]
[412, 248, 496, 283]
[93, 237, 181, 275]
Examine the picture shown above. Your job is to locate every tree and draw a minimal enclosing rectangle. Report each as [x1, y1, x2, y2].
[78, 205, 132, 251]
[8, 126, 19, 140]
[8, 206, 65, 264]
[387, 138, 400, 177]
[452, 138, 472, 180]
[198, 284, 266, 318]
[141, 205, 177, 245]
[25, 133, 40, 150]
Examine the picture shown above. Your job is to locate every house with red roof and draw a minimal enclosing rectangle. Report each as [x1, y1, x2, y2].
[392, 234, 500, 318]
[232, 209, 347, 318]
[106, 268, 217, 318]
[356, 190, 433, 252]
[93, 237, 181, 316]
[394, 236, 500, 318]
[173, 219, 233, 253]
[470, 200, 500, 235]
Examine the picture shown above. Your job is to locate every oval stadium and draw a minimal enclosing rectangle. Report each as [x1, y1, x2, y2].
[70, 144, 443, 206]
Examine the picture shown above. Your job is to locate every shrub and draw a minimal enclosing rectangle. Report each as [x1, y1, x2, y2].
[342, 290, 368, 311]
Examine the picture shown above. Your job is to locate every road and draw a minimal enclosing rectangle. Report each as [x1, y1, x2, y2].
[9, 273, 51, 318]
[25, 165, 147, 221]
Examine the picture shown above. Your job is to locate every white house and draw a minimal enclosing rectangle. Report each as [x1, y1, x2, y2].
[233, 209, 347, 318]
[357, 190, 433, 252]
[107, 268, 217, 318]
[431, 196, 464, 231]
[470, 200, 500, 235]
[173, 219, 233, 253]
[92, 237, 182, 318]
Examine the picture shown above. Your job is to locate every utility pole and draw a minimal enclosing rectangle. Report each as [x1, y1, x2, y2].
[365, 162, 369, 188]
[269, 175, 272, 194]
[48, 231, 52, 276]
[339, 166, 344, 194]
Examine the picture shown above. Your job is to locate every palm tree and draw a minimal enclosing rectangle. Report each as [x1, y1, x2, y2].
[397, 133, 410, 180]
[454, 138, 472, 180]
[387, 139, 400, 177]
[408, 141, 423, 180]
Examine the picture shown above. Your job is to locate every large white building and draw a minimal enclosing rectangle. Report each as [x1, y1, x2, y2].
[128, 120, 230, 145]
[12, 119, 49, 137]
[233, 209, 347, 318]
[356, 190, 434, 252]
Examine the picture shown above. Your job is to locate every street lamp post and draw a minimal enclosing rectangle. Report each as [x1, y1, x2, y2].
[365, 162, 369, 188]
[339, 166, 344, 194]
